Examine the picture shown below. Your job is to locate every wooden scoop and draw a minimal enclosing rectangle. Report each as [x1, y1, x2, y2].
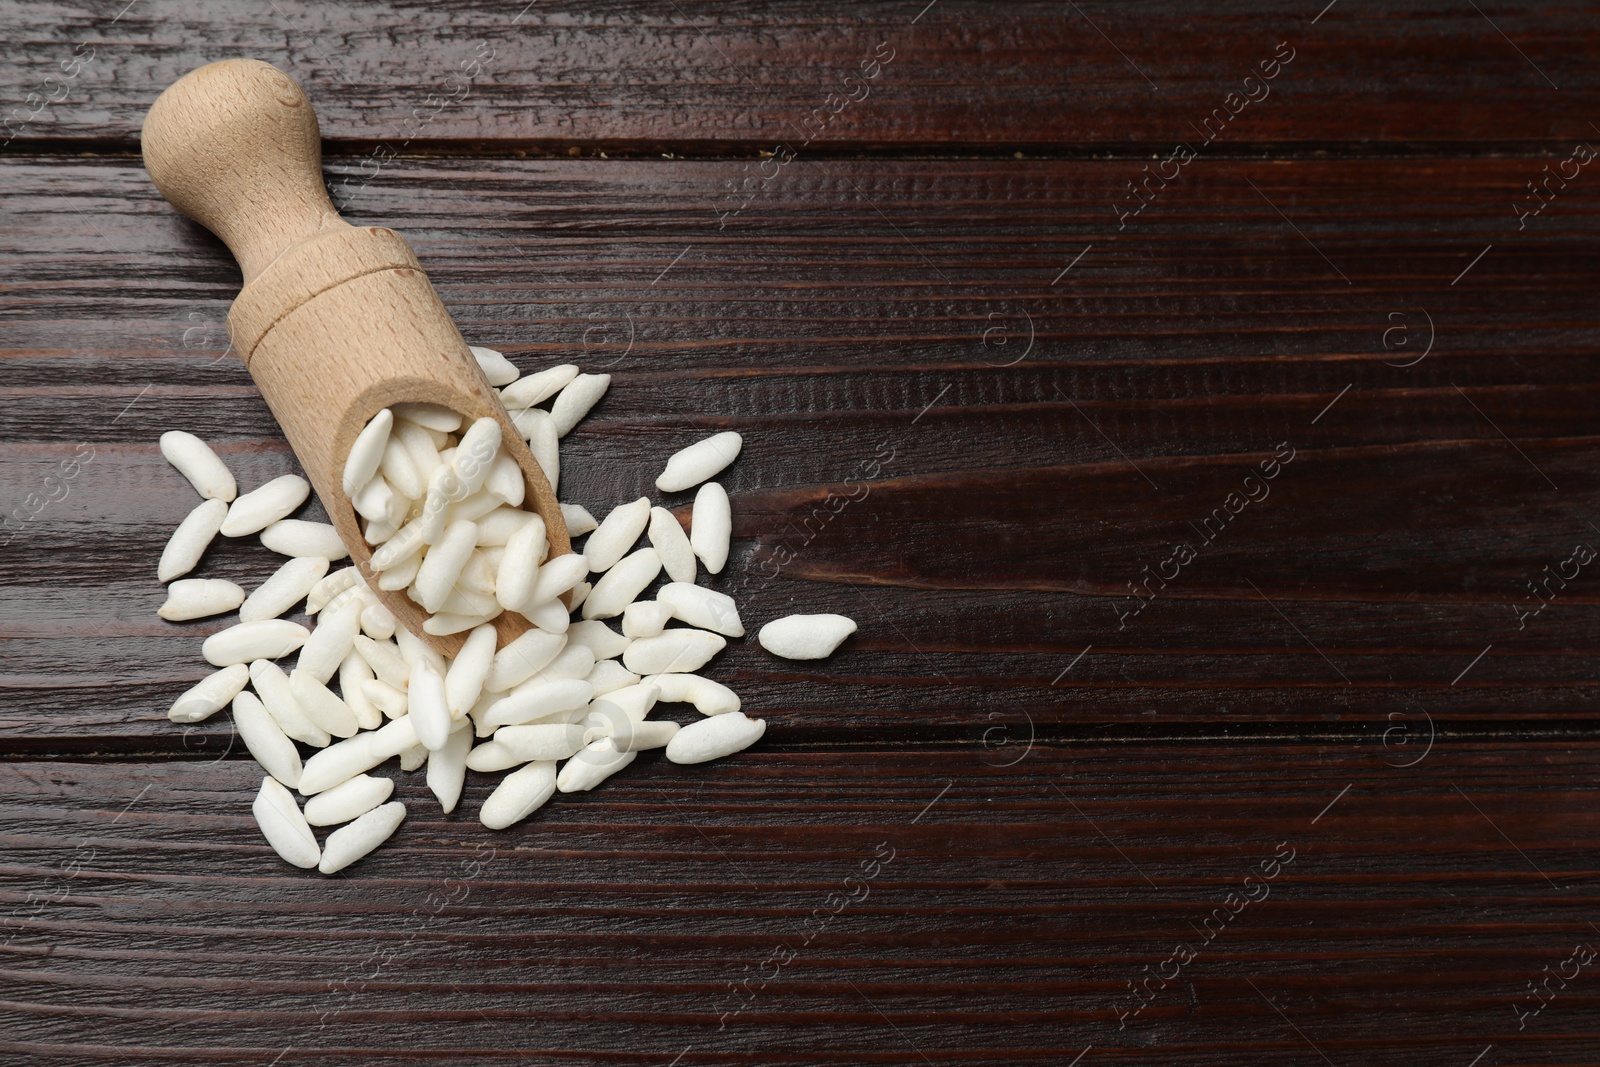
[141, 58, 568, 655]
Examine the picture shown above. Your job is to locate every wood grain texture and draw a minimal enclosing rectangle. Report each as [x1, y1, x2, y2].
[4, 746, 1600, 1064]
[5, 4, 1600, 1062]
[1, 1, 1598, 153]
[3, 157, 1599, 740]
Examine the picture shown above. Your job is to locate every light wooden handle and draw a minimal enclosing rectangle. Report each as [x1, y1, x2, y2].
[140, 60, 569, 655]
[142, 58, 346, 285]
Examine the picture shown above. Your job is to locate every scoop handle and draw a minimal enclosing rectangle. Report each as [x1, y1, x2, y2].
[141, 58, 348, 285]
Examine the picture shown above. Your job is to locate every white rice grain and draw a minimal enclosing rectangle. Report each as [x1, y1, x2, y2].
[656, 431, 742, 493]
[585, 496, 650, 573]
[341, 408, 393, 496]
[303, 773, 393, 826]
[658, 581, 743, 637]
[621, 600, 671, 639]
[664, 711, 766, 765]
[555, 737, 635, 792]
[494, 722, 587, 762]
[232, 690, 303, 788]
[339, 652, 382, 730]
[427, 724, 472, 813]
[158, 498, 228, 582]
[167, 663, 250, 723]
[482, 677, 595, 729]
[621, 627, 725, 675]
[159, 578, 246, 621]
[485, 629, 567, 691]
[202, 619, 310, 667]
[406, 660, 453, 751]
[239, 556, 328, 622]
[470, 345, 519, 386]
[689, 481, 731, 574]
[561, 503, 598, 537]
[645, 672, 741, 716]
[566, 620, 631, 662]
[289, 669, 360, 738]
[582, 547, 661, 620]
[161, 431, 237, 502]
[221, 474, 310, 537]
[585, 659, 640, 695]
[260, 518, 347, 560]
[414, 519, 479, 613]
[297, 597, 363, 684]
[298, 733, 386, 795]
[648, 506, 697, 583]
[758, 613, 858, 660]
[252, 776, 319, 869]
[549, 373, 610, 436]
[444, 623, 497, 715]
[495, 515, 545, 613]
[480, 760, 557, 829]
[465, 739, 523, 773]
[318, 801, 406, 875]
[500, 363, 578, 408]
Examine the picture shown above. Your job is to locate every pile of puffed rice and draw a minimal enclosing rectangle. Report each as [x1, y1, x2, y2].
[156, 346, 857, 874]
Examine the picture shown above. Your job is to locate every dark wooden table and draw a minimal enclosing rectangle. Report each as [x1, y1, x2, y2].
[5, 2, 1600, 1063]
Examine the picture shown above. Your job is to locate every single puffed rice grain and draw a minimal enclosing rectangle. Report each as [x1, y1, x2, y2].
[339, 652, 382, 730]
[260, 519, 348, 560]
[500, 363, 578, 408]
[621, 600, 671, 638]
[582, 547, 661, 620]
[480, 761, 557, 829]
[556, 737, 635, 792]
[665, 711, 766, 765]
[585, 659, 640, 695]
[289, 669, 360, 738]
[758, 613, 858, 660]
[341, 408, 393, 496]
[305, 566, 359, 614]
[645, 672, 741, 716]
[303, 773, 393, 826]
[527, 551, 589, 606]
[486, 629, 567, 691]
[566, 620, 631, 662]
[561, 503, 598, 537]
[689, 481, 731, 574]
[445, 623, 497, 715]
[482, 677, 594, 728]
[585, 496, 650, 573]
[354, 635, 410, 691]
[470, 345, 519, 386]
[466, 739, 523, 773]
[297, 734, 385, 795]
[297, 598, 362, 684]
[202, 619, 310, 667]
[656, 431, 742, 493]
[159, 578, 245, 621]
[495, 516, 545, 612]
[161, 431, 237, 502]
[622, 628, 725, 675]
[648, 506, 697, 583]
[318, 801, 406, 875]
[495, 722, 587, 762]
[407, 660, 453, 751]
[658, 581, 744, 637]
[159, 498, 228, 582]
[221, 474, 310, 537]
[427, 724, 472, 813]
[240, 556, 328, 622]
[392, 402, 463, 433]
[252, 776, 319, 869]
[232, 691, 303, 788]
[549, 373, 610, 436]
[167, 663, 250, 723]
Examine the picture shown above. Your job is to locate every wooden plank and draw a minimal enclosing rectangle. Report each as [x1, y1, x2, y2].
[3, 745, 1600, 1063]
[0, 1, 1596, 152]
[3, 157, 1600, 738]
